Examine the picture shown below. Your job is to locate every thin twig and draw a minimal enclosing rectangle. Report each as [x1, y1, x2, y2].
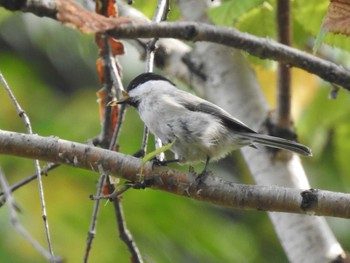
[109, 103, 127, 149]
[90, 183, 132, 200]
[0, 70, 55, 258]
[83, 165, 106, 263]
[89, 2, 143, 261]
[84, 16, 119, 263]
[145, 0, 169, 72]
[0, 168, 62, 263]
[140, 126, 149, 158]
[276, 0, 292, 129]
[99, 34, 117, 148]
[142, 0, 171, 162]
[0, 163, 59, 205]
[105, 33, 144, 263]
[112, 190, 143, 262]
[107, 51, 127, 150]
[108, 47, 144, 263]
[145, 39, 157, 72]
[108, 51, 125, 95]
[0, 72, 32, 133]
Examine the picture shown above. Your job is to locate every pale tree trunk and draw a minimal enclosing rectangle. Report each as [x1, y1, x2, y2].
[174, 0, 344, 262]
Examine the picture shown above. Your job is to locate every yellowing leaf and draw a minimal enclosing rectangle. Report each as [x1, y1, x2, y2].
[323, 0, 350, 35]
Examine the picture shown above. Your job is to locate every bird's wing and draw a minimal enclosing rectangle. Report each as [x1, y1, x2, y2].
[177, 93, 256, 134]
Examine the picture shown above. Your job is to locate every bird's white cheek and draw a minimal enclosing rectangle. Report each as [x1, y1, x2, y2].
[137, 102, 164, 138]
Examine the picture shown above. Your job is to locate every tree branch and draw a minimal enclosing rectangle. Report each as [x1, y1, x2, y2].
[1, 129, 350, 218]
[0, 70, 56, 258]
[109, 22, 350, 89]
[1, 0, 349, 90]
[276, 0, 292, 128]
[0, 168, 62, 263]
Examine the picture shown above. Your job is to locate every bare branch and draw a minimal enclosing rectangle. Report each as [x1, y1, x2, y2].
[0, 163, 59, 200]
[0, 70, 55, 259]
[276, 0, 292, 129]
[111, 186, 143, 263]
[0, 168, 62, 263]
[83, 165, 106, 263]
[144, 0, 171, 161]
[93, 2, 139, 259]
[109, 22, 350, 89]
[1, 130, 350, 218]
[0, 71, 32, 132]
[1, 0, 349, 90]
[0, 3, 340, 89]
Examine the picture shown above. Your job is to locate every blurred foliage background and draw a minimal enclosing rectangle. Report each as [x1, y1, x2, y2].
[1, 0, 350, 262]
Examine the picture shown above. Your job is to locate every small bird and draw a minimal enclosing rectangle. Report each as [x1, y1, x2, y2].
[119, 72, 312, 171]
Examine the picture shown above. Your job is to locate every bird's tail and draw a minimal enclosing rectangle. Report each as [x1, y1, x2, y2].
[242, 133, 312, 156]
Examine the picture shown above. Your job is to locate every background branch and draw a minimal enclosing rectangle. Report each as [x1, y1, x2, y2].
[0, 168, 62, 263]
[1, 0, 350, 90]
[0, 70, 56, 259]
[109, 22, 350, 90]
[83, 166, 105, 263]
[88, 1, 141, 260]
[276, 0, 292, 129]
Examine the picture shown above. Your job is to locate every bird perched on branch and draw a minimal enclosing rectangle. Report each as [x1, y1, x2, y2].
[118, 72, 312, 173]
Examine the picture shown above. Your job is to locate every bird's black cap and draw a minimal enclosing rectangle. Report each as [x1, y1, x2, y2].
[126, 72, 175, 92]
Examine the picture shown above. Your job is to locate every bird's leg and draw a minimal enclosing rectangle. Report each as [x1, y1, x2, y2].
[126, 178, 155, 189]
[202, 156, 211, 174]
[196, 156, 211, 182]
[188, 165, 195, 174]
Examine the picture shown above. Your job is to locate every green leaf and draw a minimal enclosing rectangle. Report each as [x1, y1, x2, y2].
[138, 139, 177, 180]
[334, 123, 350, 179]
[298, 87, 350, 157]
[235, 1, 276, 67]
[237, 1, 275, 37]
[293, 0, 328, 37]
[142, 139, 176, 165]
[208, 0, 265, 26]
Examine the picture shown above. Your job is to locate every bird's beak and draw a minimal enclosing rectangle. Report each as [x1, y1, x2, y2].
[107, 90, 129, 106]
[117, 90, 130, 104]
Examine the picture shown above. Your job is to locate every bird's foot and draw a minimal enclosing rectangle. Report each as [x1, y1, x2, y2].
[125, 178, 156, 189]
[195, 168, 212, 184]
[152, 158, 180, 167]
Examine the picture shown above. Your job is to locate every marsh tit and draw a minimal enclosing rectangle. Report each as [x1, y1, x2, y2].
[119, 73, 311, 170]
